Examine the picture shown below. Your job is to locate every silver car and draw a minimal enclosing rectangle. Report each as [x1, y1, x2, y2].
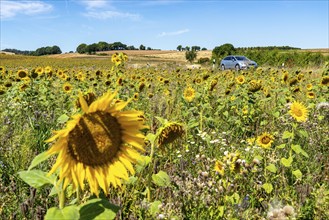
[220, 55, 257, 70]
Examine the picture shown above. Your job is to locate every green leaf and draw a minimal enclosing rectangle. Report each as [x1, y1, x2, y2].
[125, 176, 138, 185]
[292, 169, 302, 180]
[152, 171, 171, 187]
[18, 170, 56, 188]
[266, 164, 277, 173]
[254, 155, 263, 161]
[218, 206, 224, 217]
[135, 156, 151, 173]
[277, 144, 286, 149]
[28, 151, 51, 171]
[262, 183, 273, 194]
[273, 111, 280, 118]
[45, 205, 79, 220]
[79, 198, 119, 220]
[57, 114, 69, 124]
[280, 156, 293, 167]
[145, 133, 156, 144]
[282, 131, 294, 139]
[298, 130, 309, 138]
[149, 200, 162, 217]
[291, 144, 309, 158]
[223, 111, 229, 118]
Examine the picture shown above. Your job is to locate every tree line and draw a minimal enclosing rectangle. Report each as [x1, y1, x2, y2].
[76, 41, 157, 54]
[2, 46, 62, 56]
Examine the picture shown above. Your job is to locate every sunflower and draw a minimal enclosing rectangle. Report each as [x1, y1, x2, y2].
[76, 92, 96, 108]
[248, 80, 262, 92]
[76, 71, 85, 81]
[0, 86, 6, 95]
[209, 79, 218, 91]
[183, 86, 196, 102]
[46, 90, 148, 196]
[307, 91, 315, 99]
[289, 101, 308, 122]
[35, 67, 44, 76]
[320, 76, 329, 86]
[236, 75, 245, 84]
[17, 70, 28, 79]
[214, 161, 225, 176]
[63, 82, 73, 93]
[306, 83, 313, 91]
[256, 132, 274, 149]
[156, 122, 185, 147]
[282, 71, 289, 83]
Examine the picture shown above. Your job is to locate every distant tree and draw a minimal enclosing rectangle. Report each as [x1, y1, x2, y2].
[127, 45, 137, 50]
[76, 43, 87, 54]
[177, 45, 182, 51]
[185, 50, 197, 63]
[111, 42, 127, 50]
[147, 47, 152, 50]
[51, 45, 62, 54]
[191, 46, 201, 51]
[86, 43, 98, 54]
[212, 43, 236, 60]
[185, 46, 190, 51]
[201, 47, 207, 51]
[139, 44, 146, 50]
[97, 41, 109, 51]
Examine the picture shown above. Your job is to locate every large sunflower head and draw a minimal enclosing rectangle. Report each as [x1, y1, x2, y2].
[256, 132, 274, 149]
[289, 101, 308, 122]
[46, 90, 148, 196]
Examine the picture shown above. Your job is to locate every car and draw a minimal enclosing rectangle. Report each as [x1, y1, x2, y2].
[220, 55, 257, 70]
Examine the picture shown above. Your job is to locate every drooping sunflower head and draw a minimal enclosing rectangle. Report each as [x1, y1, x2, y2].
[183, 86, 196, 102]
[209, 79, 218, 91]
[156, 122, 185, 148]
[289, 101, 308, 122]
[320, 76, 329, 86]
[256, 132, 274, 149]
[46, 90, 148, 196]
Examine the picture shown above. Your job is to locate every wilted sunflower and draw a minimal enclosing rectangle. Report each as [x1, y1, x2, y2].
[256, 132, 274, 149]
[156, 122, 185, 147]
[46, 90, 148, 196]
[183, 86, 196, 102]
[236, 75, 245, 84]
[289, 101, 308, 122]
[320, 76, 329, 86]
[214, 161, 225, 176]
[63, 82, 73, 93]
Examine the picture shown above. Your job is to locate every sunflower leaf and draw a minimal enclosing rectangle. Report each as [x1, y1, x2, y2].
[45, 205, 79, 220]
[18, 170, 56, 188]
[149, 200, 162, 217]
[282, 131, 294, 139]
[291, 144, 309, 158]
[152, 170, 171, 187]
[28, 151, 51, 171]
[79, 198, 119, 220]
[57, 114, 69, 124]
[265, 164, 277, 173]
[280, 156, 293, 167]
[262, 183, 273, 194]
[292, 169, 303, 180]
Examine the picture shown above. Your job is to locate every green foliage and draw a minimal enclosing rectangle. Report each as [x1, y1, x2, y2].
[185, 50, 197, 63]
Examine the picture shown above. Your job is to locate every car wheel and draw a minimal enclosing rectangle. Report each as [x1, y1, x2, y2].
[221, 65, 225, 71]
[235, 64, 240, 71]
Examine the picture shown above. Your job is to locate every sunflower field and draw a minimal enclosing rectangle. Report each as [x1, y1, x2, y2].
[0, 53, 329, 220]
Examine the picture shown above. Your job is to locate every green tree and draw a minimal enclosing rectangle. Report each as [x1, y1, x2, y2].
[76, 43, 87, 54]
[139, 44, 146, 50]
[212, 43, 236, 60]
[185, 50, 197, 63]
[177, 45, 182, 51]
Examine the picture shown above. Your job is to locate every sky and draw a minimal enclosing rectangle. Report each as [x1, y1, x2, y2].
[1, 0, 328, 53]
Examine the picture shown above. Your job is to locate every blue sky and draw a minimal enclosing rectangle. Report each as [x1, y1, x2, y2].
[1, 0, 328, 52]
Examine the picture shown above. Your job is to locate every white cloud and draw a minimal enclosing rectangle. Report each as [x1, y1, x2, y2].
[158, 29, 190, 37]
[84, 10, 140, 20]
[80, 0, 108, 9]
[0, 1, 53, 19]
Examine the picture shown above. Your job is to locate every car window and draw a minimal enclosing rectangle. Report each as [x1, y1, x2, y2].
[224, 57, 231, 60]
[236, 56, 246, 61]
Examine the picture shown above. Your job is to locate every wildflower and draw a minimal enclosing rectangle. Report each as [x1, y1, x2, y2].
[46, 91, 148, 196]
[289, 101, 308, 122]
[183, 86, 196, 102]
[256, 132, 274, 149]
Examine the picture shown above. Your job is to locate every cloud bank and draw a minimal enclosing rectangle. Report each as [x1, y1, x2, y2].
[158, 29, 190, 37]
[1, 0, 53, 19]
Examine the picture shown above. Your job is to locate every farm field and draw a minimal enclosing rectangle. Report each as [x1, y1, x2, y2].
[0, 53, 329, 219]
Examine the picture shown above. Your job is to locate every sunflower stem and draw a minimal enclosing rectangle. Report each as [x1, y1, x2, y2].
[59, 187, 65, 209]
